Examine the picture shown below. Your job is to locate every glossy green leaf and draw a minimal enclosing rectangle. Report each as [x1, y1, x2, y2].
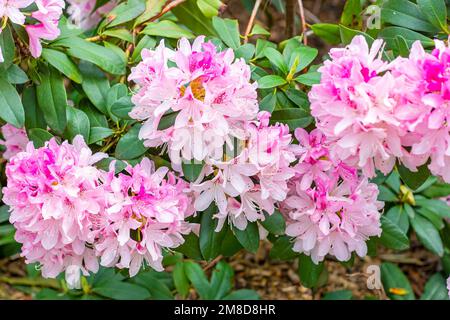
[142, 20, 195, 39]
[381, 262, 415, 300]
[212, 17, 240, 49]
[115, 124, 148, 160]
[0, 78, 25, 128]
[41, 49, 82, 83]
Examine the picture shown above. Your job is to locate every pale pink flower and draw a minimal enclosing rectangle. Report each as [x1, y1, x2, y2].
[96, 158, 196, 276]
[0, 0, 34, 25]
[129, 36, 258, 165]
[309, 35, 412, 177]
[0, 124, 28, 160]
[281, 129, 383, 263]
[25, 0, 64, 57]
[66, 0, 117, 30]
[2, 135, 107, 288]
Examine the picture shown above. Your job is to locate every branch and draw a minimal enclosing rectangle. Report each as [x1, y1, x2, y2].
[0, 276, 61, 290]
[244, 0, 263, 44]
[297, 0, 307, 45]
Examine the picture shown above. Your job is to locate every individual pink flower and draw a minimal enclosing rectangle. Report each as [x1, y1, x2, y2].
[392, 39, 450, 182]
[96, 158, 196, 276]
[25, 0, 64, 57]
[0, 0, 34, 25]
[309, 35, 413, 177]
[2, 135, 107, 288]
[281, 128, 383, 263]
[66, 0, 117, 30]
[128, 36, 259, 165]
[0, 124, 28, 160]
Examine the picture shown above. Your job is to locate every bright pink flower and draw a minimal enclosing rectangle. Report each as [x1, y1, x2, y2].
[281, 129, 383, 263]
[96, 158, 196, 276]
[129, 36, 258, 165]
[309, 35, 413, 177]
[25, 0, 64, 57]
[0, 124, 28, 160]
[66, 0, 117, 30]
[2, 135, 107, 288]
[0, 0, 34, 25]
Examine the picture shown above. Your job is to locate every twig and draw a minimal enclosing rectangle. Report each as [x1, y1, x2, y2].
[149, 0, 187, 23]
[244, 0, 263, 44]
[297, 0, 307, 45]
[203, 255, 223, 271]
[0, 276, 61, 290]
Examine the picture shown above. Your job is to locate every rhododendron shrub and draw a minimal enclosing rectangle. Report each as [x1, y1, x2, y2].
[0, 0, 449, 301]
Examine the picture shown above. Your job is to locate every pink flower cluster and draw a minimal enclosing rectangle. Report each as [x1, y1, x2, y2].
[191, 112, 296, 231]
[310, 35, 450, 183]
[2, 136, 195, 288]
[128, 36, 259, 165]
[0, 124, 28, 160]
[66, 0, 117, 30]
[280, 128, 383, 263]
[0, 0, 64, 58]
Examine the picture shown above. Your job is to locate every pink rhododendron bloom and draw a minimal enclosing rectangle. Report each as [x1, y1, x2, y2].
[0, 0, 34, 25]
[128, 36, 258, 165]
[280, 128, 383, 263]
[96, 158, 196, 276]
[191, 112, 296, 231]
[392, 39, 450, 182]
[0, 124, 28, 160]
[309, 35, 414, 177]
[66, 0, 117, 30]
[2, 135, 107, 288]
[25, 0, 64, 57]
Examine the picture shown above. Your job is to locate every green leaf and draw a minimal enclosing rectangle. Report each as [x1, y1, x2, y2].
[411, 213, 444, 256]
[53, 37, 126, 75]
[65, 107, 90, 141]
[379, 27, 435, 48]
[398, 163, 430, 190]
[171, 0, 217, 36]
[115, 124, 148, 160]
[142, 20, 194, 39]
[6, 65, 29, 84]
[415, 197, 450, 219]
[134, 0, 166, 26]
[199, 205, 228, 261]
[28, 129, 54, 148]
[259, 91, 277, 113]
[269, 236, 298, 261]
[310, 23, 341, 44]
[257, 75, 287, 89]
[223, 289, 260, 300]
[101, 29, 133, 42]
[264, 47, 288, 74]
[421, 273, 449, 300]
[184, 261, 211, 299]
[270, 108, 313, 129]
[235, 43, 255, 62]
[255, 39, 276, 59]
[379, 215, 410, 250]
[422, 182, 450, 198]
[289, 47, 318, 73]
[41, 49, 83, 84]
[251, 24, 270, 36]
[298, 254, 325, 288]
[103, 0, 146, 28]
[385, 205, 409, 234]
[295, 71, 321, 86]
[175, 233, 203, 260]
[212, 17, 240, 50]
[110, 96, 133, 120]
[36, 65, 67, 135]
[381, 0, 439, 33]
[340, 0, 362, 29]
[79, 62, 110, 114]
[284, 88, 310, 109]
[131, 35, 157, 62]
[106, 83, 128, 118]
[0, 205, 10, 224]
[339, 25, 374, 45]
[209, 261, 234, 300]
[380, 262, 415, 300]
[0, 26, 15, 67]
[93, 281, 150, 300]
[198, 0, 223, 18]
[88, 127, 113, 144]
[233, 222, 260, 253]
[377, 185, 398, 202]
[132, 272, 173, 300]
[322, 290, 353, 300]
[260, 210, 285, 235]
[417, 0, 448, 32]
[220, 227, 243, 257]
[182, 161, 203, 182]
[0, 77, 25, 128]
[173, 262, 190, 298]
